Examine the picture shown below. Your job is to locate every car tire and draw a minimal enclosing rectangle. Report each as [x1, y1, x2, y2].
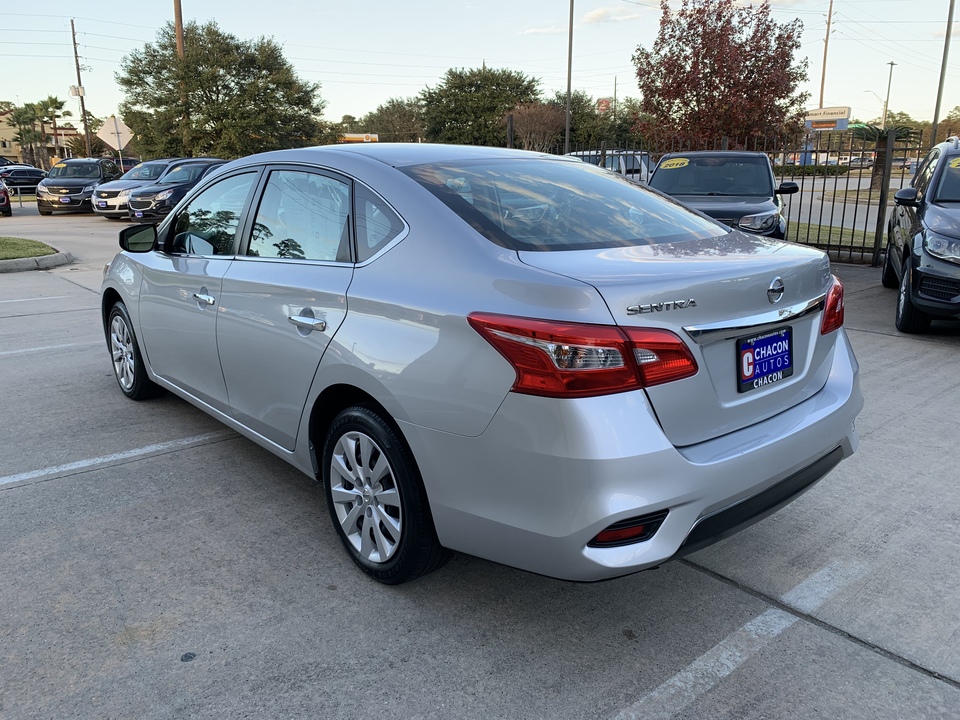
[895, 265, 931, 334]
[881, 244, 899, 289]
[107, 301, 162, 400]
[322, 406, 451, 584]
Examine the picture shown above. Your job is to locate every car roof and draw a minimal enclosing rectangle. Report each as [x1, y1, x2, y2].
[657, 150, 770, 159]
[227, 144, 563, 171]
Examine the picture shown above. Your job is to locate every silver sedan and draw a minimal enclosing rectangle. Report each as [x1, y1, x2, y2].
[100, 143, 863, 584]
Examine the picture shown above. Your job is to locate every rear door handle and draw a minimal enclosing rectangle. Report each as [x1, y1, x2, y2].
[193, 292, 216, 306]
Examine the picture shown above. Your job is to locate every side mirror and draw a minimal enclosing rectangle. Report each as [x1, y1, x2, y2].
[894, 187, 920, 207]
[777, 181, 800, 195]
[119, 223, 157, 252]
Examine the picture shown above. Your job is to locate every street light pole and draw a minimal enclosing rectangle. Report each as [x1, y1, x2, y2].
[564, 0, 574, 154]
[930, 0, 956, 143]
[882, 61, 896, 129]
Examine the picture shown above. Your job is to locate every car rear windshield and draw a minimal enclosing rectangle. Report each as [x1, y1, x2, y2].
[47, 162, 101, 179]
[401, 158, 724, 252]
[649, 155, 775, 197]
[121, 162, 170, 181]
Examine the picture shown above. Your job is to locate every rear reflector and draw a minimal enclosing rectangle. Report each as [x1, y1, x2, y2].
[468, 313, 698, 398]
[820, 275, 844, 334]
[588, 510, 669, 548]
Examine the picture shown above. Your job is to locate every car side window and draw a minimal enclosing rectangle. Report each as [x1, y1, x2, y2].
[248, 170, 351, 262]
[171, 172, 256, 256]
[913, 149, 940, 194]
[355, 183, 405, 262]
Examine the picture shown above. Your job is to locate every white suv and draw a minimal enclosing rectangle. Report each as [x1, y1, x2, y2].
[566, 149, 653, 183]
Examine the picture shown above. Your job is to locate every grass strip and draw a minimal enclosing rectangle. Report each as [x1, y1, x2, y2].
[0, 236, 57, 260]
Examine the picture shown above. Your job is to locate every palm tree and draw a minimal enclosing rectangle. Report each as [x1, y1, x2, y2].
[850, 124, 921, 192]
[37, 96, 73, 164]
[6, 105, 42, 167]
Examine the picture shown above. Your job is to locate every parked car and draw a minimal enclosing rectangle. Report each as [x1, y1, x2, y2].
[35, 158, 122, 215]
[647, 151, 799, 239]
[93, 158, 187, 219]
[848, 156, 874, 169]
[127, 158, 225, 221]
[891, 156, 913, 169]
[0, 180, 11, 217]
[566, 149, 653, 183]
[884, 136, 960, 332]
[101, 144, 862, 584]
[0, 167, 46, 193]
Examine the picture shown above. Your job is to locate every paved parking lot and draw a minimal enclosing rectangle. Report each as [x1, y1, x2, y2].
[1, 208, 959, 719]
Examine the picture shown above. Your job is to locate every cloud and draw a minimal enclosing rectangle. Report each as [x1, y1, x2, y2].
[582, 7, 645, 24]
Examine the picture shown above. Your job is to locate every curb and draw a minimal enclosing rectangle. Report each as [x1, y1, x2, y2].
[0, 250, 75, 273]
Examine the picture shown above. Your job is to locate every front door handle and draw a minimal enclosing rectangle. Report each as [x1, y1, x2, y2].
[193, 292, 216, 306]
[288, 315, 327, 332]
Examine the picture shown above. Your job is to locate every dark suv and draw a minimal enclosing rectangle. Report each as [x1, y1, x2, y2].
[36, 158, 121, 215]
[127, 158, 225, 221]
[884, 136, 960, 333]
[648, 151, 799, 239]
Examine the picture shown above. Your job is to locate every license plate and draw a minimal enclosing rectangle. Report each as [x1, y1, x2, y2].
[737, 327, 793, 393]
[135, 211, 143, 218]
[59, 197, 71, 204]
[97, 201, 107, 208]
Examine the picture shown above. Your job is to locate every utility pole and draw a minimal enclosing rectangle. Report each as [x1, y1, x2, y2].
[930, 0, 956, 144]
[70, 19, 93, 157]
[173, 0, 189, 154]
[882, 61, 896, 129]
[819, 0, 834, 108]
[564, 0, 574, 154]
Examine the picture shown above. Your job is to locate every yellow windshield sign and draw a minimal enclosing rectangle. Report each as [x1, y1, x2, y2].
[660, 158, 690, 170]
[949, 158, 960, 169]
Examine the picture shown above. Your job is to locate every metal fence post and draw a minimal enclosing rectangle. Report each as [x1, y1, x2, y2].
[872, 130, 897, 266]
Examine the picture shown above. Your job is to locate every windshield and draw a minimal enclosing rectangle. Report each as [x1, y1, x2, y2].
[120, 162, 169, 181]
[158, 164, 207, 185]
[649, 155, 775, 197]
[47, 162, 100, 179]
[402, 158, 725, 252]
[933, 157, 960, 202]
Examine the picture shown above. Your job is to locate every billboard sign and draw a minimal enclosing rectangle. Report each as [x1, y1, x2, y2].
[804, 106, 851, 132]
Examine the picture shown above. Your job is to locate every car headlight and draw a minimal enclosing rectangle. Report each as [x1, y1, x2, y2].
[83, 184, 97, 193]
[155, 189, 174, 201]
[117, 189, 130, 198]
[739, 211, 779, 233]
[923, 233, 960, 265]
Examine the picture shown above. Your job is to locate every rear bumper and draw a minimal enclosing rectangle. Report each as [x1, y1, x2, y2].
[402, 330, 862, 582]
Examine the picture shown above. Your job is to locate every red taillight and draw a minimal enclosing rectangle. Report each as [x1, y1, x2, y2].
[820, 276, 844, 334]
[467, 313, 698, 398]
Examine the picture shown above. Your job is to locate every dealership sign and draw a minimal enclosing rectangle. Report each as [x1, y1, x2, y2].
[804, 106, 851, 131]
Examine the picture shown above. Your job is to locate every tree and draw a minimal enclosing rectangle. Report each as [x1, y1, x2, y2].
[360, 97, 425, 143]
[547, 90, 613, 148]
[37, 96, 72, 163]
[508, 102, 564, 152]
[117, 21, 326, 158]
[632, 0, 808, 145]
[6, 105, 42, 167]
[420, 67, 540, 146]
[851, 124, 921, 191]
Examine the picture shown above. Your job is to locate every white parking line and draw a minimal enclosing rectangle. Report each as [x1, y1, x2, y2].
[0, 431, 236, 487]
[609, 561, 867, 720]
[0, 341, 101, 357]
[0, 296, 69, 303]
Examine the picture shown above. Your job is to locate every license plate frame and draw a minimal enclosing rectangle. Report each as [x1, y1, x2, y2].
[97, 200, 107, 208]
[59, 196, 71, 204]
[737, 327, 793, 393]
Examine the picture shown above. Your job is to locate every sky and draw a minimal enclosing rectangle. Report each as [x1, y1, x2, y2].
[2, 0, 959, 130]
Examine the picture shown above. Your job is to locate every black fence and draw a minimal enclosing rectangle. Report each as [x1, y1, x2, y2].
[556, 131, 952, 265]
